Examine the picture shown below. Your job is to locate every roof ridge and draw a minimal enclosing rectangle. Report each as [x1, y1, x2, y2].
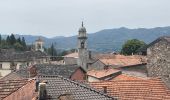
[38, 75, 116, 99]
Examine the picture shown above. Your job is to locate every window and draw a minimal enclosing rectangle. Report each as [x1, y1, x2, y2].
[81, 42, 84, 48]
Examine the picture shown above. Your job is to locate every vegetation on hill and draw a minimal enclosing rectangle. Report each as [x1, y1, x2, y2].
[1, 26, 170, 52]
[0, 34, 27, 51]
[121, 39, 146, 55]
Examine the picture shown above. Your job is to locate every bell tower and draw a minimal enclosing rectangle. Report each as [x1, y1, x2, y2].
[77, 22, 88, 71]
[35, 37, 44, 52]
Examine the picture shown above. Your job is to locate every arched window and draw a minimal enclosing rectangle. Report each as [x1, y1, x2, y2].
[81, 42, 84, 48]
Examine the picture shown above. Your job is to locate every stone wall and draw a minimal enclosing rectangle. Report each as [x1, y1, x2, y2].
[147, 40, 170, 87]
[88, 60, 105, 70]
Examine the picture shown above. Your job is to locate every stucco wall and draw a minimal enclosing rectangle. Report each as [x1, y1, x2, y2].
[0, 62, 11, 69]
[64, 57, 77, 65]
[0, 69, 12, 77]
[88, 76, 100, 82]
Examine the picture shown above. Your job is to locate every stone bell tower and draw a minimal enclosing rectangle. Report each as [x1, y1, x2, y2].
[35, 37, 44, 52]
[77, 22, 88, 71]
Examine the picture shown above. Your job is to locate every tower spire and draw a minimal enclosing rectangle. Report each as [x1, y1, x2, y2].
[82, 21, 84, 27]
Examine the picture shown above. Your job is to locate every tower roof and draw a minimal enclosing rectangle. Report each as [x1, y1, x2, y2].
[78, 21, 86, 32]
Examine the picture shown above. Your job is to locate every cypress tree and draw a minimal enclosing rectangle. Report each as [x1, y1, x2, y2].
[10, 34, 16, 45]
[6, 35, 11, 45]
[17, 37, 22, 45]
[21, 37, 26, 49]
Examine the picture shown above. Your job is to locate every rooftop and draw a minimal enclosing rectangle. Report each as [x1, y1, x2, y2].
[100, 54, 146, 68]
[37, 75, 116, 100]
[87, 68, 121, 79]
[34, 64, 81, 78]
[89, 78, 170, 100]
[0, 49, 48, 62]
[0, 72, 24, 80]
[0, 79, 28, 99]
[12, 64, 83, 79]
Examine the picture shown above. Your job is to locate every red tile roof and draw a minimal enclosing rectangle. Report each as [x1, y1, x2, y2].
[87, 69, 121, 79]
[0, 72, 24, 81]
[112, 74, 146, 80]
[0, 79, 28, 99]
[100, 54, 146, 67]
[89, 78, 170, 100]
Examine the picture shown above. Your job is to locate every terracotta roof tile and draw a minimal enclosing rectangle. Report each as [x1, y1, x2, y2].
[100, 55, 146, 68]
[0, 72, 24, 80]
[87, 69, 121, 79]
[0, 79, 28, 99]
[112, 74, 147, 80]
[89, 78, 170, 100]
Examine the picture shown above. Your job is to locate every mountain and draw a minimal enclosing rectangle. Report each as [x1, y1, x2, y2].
[1, 26, 170, 52]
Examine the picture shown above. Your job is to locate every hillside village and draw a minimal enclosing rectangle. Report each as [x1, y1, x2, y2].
[0, 23, 170, 100]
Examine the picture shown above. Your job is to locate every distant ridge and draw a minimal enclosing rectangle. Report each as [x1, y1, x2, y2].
[1, 26, 170, 52]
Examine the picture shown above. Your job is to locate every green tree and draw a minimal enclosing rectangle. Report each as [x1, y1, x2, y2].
[121, 39, 146, 55]
[10, 34, 16, 45]
[21, 37, 26, 49]
[14, 42, 24, 51]
[17, 37, 22, 45]
[0, 34, 1, 44]
[6, 35, 11, 45]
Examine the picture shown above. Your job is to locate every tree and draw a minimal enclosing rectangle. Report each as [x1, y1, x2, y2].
[21, 37, 26, 49]
[17, 37, 22, 44]
[10, 34, 16, 45]
[121, 39, 146, 55]
[0, 34, 1, 44]
[6, 35, 11, 45]
[14, 42, 24, 51]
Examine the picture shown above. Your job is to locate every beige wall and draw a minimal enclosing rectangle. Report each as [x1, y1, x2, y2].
[0, 69, 12, 77]
[88, 76, 100, 82]
[1, 62, 11, 69]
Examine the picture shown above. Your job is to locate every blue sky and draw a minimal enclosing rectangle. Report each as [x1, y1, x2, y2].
[0, 0, 170, 37]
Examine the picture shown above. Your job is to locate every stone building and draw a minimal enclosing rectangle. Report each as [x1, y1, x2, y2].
[147, 36, 170, 87]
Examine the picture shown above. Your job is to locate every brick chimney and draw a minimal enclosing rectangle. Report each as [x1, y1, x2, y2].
[29, 65, 37, 77]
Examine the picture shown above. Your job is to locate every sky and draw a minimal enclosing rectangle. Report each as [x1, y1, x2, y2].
[0, 0, 170, 38]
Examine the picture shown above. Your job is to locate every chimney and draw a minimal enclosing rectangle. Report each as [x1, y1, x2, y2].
[39, 82, 47, 100]
[103, 86, 107, 94]
[29, 65, 37, 77]
[35, 80, 40, 92]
